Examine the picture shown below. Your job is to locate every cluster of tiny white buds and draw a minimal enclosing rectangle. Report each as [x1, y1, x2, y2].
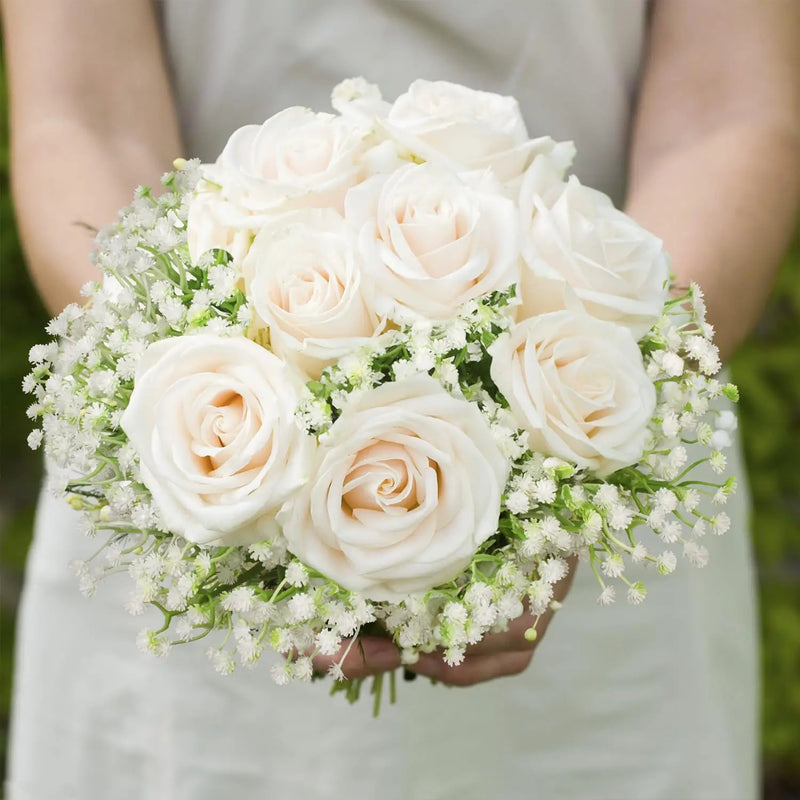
[527, 580, 553, 615]
[505, 489, 530, 515]
[269, 628, 294, 655]
[597, 585, 616, 606]
[600, 554, 625, 579]
[464, 582, 494, 607]
[656, 551, 678, 575]
[681, 489, 701, 513]
[444, 647, 466, 667]
[315, 628, 342, 656]
[285, 561, 309, 587]
[442, 602, 468, 625]
[709, 451, 727, 474]
[124, 594, 146, 616]
[531, 477, 558, 505]
[496, 592, 524, 623]
[270, 661, 293, 686]
[580, 510, 603, 537]
[350, 595, 377, 625]
[247, 540, 279, 568]
[539, 557, 569, 585]
[292, 656, 314, 682]
[711, 513, 731, 535]
[593, 484, 619, 509]
[328, 606, 359, 638]
[220, 586, 256, 614]
[137, 629, 170, 658]
[683, 541, 710, 567]
[659, 351, 685, 378]
[654, 488, 678, 514]
[630, 544, 648, 564]
[627, 582, 647, 605]
[607, 504, 635, 531]
[660, 519, 682, 544]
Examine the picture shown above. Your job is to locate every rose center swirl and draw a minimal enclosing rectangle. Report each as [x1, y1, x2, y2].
[283, 133, 333, 176]
[341, 441, 432, 516]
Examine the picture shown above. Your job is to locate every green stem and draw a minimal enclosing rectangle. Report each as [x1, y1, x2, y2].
[372, 673, 383, 718]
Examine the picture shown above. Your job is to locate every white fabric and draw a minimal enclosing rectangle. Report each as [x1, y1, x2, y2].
[6, 2, 759, 798]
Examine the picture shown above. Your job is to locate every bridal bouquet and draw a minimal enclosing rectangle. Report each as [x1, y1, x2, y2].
[24, 78, 738, 707]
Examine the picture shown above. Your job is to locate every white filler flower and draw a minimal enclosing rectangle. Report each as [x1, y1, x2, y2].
[282, 374, 509, 601]
[121, 335, 311, 546]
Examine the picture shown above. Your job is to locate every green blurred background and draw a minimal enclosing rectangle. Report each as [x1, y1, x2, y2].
[1, 48, 799, 800]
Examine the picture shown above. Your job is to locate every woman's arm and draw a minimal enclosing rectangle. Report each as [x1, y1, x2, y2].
[626, 0, 800, 362]
[1, 0, 182, 314]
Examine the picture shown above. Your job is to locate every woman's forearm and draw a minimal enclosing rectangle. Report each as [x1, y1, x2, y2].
[2, 0, 182, 314]
[626, 121, 800, 361]
[625, 0, 800, 362]
[11, 119, 179, 314]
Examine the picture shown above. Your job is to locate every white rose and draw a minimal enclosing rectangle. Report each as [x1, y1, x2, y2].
[346, 162, 520, 321]
[382, 79, 575, 183]
[243, 209, 385, 379]
[518, 155, 670, 339]
[120, 334, 311, 546]
[186, 187, 254, 266]
[282, 375, 509, 601]
[331, 76, 391, 126]
[490, 311, 656, 476]
[203, 107, 369, 216]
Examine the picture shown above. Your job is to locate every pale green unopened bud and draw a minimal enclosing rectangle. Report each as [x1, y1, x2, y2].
[722, 383, 739, 402]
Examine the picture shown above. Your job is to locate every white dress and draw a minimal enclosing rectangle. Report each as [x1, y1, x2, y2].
[6, 2, 759, 798]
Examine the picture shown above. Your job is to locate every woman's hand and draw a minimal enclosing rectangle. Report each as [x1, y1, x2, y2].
[311, 559, 575, 685]
[311, 637, 403, 680]
[407, 561, 575, 687]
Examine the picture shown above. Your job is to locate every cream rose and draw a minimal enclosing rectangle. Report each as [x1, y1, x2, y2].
[281, 375, 509, 601]
[518, 155, 670, 339]
[203, 107, 369, 216]
[243, 209, 384, 378]
[186, 188, 254, 266]
[381, 79, 575, 183]
[346, 162, 519, 321]
[490, 311, 656, 476]
[120, 335, 311, 546]
[331, 76, 391, 126]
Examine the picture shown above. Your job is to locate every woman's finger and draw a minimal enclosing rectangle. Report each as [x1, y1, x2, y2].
[407, 649, 534, 687]
[311, 635, 401, 679]
[464, 560, 576, 656]
[461, 610, 546, 656]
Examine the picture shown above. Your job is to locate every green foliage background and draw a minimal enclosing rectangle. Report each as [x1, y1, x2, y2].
[0, 52, 798, 798]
